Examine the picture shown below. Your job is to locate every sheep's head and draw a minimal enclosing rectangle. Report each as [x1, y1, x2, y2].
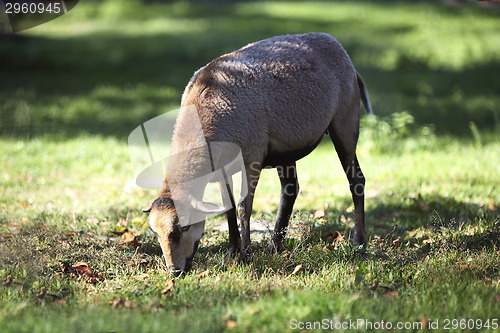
[143, 189, 224, 274]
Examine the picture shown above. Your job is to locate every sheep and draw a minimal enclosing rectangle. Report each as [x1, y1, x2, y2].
[142, 32, 372, 273]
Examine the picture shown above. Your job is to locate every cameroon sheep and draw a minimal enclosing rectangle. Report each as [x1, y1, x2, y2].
[142, 32, 372, 273]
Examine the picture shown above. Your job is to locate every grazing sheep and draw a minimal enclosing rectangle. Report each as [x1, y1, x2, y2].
[142, 32, 372, 273]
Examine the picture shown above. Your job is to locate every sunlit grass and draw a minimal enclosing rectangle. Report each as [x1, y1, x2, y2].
[1, 1, 500, 332]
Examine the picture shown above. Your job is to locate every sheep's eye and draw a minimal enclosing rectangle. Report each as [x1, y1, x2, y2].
[181, 225, 191, 232]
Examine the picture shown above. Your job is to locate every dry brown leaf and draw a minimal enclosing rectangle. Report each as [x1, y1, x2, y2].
[161, 280, 175, 295]
[110, 297, 135, 308]
[19, 201, 29, 208]
[60, 261, 105, 284]
[197, 270, 211, 279]
[460, 264, 468, 269]
[488, 199, 497, 211]
[50, 299, 65, 305]
[290, 264, 303, 276]
[421, 316, 428, 329]
[21, 216, 29, 223]
[119, 231, 138, 247]
[226, 320, 237, 330]
[324, 231, 344, 250]
[72, 262, 92, 275]
[312, 209, 325, 219]
[384, 290, 399, 298]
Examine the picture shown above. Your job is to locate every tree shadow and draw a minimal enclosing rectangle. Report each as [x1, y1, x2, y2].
[0, 2, 498, 139]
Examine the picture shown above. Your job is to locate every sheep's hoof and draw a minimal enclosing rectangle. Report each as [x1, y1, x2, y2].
[353, 232, 367, 246]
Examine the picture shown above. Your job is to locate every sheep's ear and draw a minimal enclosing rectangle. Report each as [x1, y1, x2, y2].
[190, 198, 225, 215]
[142, 202, 153, 213]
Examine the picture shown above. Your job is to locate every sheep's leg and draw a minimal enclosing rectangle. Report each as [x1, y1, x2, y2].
[266, 162, 299, 253]
[238, 163, 261, 262]
[327, 123, 367, 245]
[219, 174, 240, 257]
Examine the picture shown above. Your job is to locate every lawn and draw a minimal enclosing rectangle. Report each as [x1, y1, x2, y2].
[0, 1, 499, 332]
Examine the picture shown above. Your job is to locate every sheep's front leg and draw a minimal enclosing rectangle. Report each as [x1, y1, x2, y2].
[266, 162, 299, 253]
[238, 163, 261, 262]
[219, 178, 240, 257]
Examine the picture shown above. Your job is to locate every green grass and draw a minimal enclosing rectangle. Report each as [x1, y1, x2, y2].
[1, 1, 500, 332]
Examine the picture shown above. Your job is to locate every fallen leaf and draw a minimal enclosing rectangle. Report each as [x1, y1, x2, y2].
[326, 231, 344, 250]
[421, 316, 428, 329]
[21, 216, 29, 223]
[19, 201, 29, 208]
[51, 299, 67, 306]
[60, 261, 105, 285]
[196, 270, 211, 279]
[384, 290, 399, 298]
[488, 198, 497, 211]
[289, 264, 303, 276]
[226, 320, 237, 330]
[460, 264, 468, 269]
[161, 280, 175, 295]
[110, 297, 135, 308]
[119, 231, 138, 247]
[312, 209, 325, 219]
[2, 234, 14, 239]
[72, 262, 92, 275]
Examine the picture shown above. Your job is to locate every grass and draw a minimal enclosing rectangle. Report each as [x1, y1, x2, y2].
[1, 1, 500, 332]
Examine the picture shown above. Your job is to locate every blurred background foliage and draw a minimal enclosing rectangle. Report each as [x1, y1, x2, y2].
[0, 0, 499, 139]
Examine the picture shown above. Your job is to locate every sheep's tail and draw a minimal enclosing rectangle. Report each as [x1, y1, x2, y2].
[357, 72, 373, 115]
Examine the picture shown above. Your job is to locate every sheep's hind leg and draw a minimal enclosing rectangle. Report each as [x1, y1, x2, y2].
[327, 123, 367, 245]
[266, 162, 299, 253]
